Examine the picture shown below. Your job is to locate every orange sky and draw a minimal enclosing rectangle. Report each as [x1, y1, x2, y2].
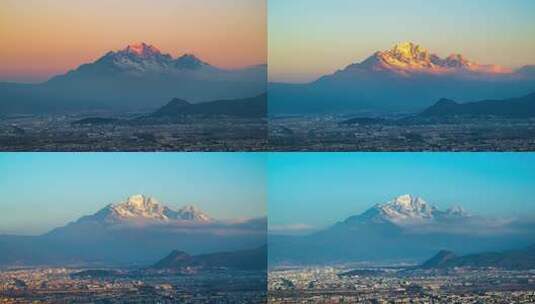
[0, 0, 266, 83]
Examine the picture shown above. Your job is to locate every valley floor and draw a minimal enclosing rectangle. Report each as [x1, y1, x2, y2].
[268, 266, 535, 303]
[0, 114, 267, 151]
[268, 116, 535, 151]
[4, 114, 535, 151]
[0, 267, 266, 304]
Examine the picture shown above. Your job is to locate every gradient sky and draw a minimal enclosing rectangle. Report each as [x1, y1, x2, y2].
[269, 0, 535, 83]
[0, 0, 266, 83]
[0, 153, 266, 235]
[268, 153, 535, 233]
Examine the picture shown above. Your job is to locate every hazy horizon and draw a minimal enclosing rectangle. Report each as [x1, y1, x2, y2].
[269, 0, 535, 83]
[0, 0, 266, 83]
[0, 153, 267, 235]
[268, 153, 535, 234]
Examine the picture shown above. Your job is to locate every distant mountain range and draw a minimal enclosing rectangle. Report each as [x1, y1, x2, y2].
[0, 43, 266, 114]
[421, 244, 535, 270]
[269, 194, 535, 265]
[0, 195, 266, 266]
[72, 94, 266, 125]
[420, 92, 535, 118]
[340, 92, 535, 125]
[70, 245, 266, 279]
[68, 194, 213, 224]
[343, 194, 469, 225]
[148, 93, 266, 119]
[152, 245, 267, 272]
[138, 94, 267, 121]
[270, 42, 535, 115]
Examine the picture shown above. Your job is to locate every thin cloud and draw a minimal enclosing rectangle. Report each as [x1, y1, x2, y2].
[269, 223, 317, 235]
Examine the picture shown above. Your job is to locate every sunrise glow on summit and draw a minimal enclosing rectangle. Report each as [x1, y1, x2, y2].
[124, 43, 162, 57]
[355, 42, 513, 76]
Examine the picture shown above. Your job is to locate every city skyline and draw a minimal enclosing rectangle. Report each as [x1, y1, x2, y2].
[0, 153, 267, 235]
[0, 0, 266, 83]
[268, 0, 535, 82]
[268, 153, 535, 233]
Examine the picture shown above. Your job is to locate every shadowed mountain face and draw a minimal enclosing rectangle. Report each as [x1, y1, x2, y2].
[0, 43, 266, 114]
[0, 195, 266, 266]
[269, 195, 535, 265]
[421, 245, 535, 270]
[270, 42, 535, 115]
[420, 250, 458, 269]
[152, 245, 267, 271]
[420, 92, 535, 118]
[71, 94, 267, 126]
[148, 94, 267, 119]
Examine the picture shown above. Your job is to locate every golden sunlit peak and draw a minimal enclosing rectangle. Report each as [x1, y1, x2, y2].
[358, 41, 515, 75]
[123, 42, 161, 56]
[390, 42, 428, 59]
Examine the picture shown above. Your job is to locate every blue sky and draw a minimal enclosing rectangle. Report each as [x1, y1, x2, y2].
[269, 0, 535, 82]
[0, 153, 266, 235]
[268, 153, 535, 232]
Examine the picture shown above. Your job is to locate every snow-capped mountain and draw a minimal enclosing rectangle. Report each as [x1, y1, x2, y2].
[80, 194, 213, 224]
[353, 42, 510, 76]
[0, 194, 266, 266]
[0, 42, 266, 113]
[346, 194, 469, 225]
[269, 42, 535, 114]
[86, 43, 215, 76]
[268, 194, 535, 265]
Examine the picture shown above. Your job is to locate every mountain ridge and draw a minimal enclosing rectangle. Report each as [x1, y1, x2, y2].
[420, 92, 535, 118]
[345, 42, 511, 76]
[420, 245, 535, 270]
[148, 93, 267, 119]
[152, 245, 267, 271]
[71, 94, 267, 126]
[343, 194, 469, 226]
[74, 194, 213, 225]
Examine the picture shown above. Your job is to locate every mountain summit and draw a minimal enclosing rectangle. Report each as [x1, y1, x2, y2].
[80, 194, 213, 224]
[123, 42, 163, 57]
[345, 194, 469, 225]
